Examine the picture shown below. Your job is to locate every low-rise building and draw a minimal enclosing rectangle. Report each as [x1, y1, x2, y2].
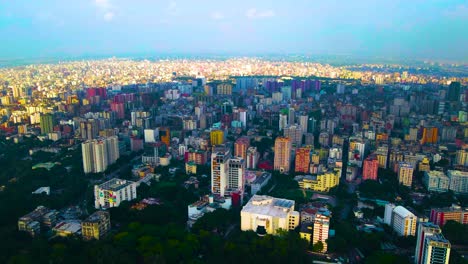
[82, 211, 111, 240]
[296, 169, 340, 192]
[53, 220, 82, 237]
[241, 195, 299, 235]
[430, 205, 468, 227]
[18, 206, 58, 237]
[187, 195, 232, 228]
[250, 172, 272, 195]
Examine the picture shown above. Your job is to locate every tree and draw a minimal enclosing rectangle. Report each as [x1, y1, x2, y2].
[312, 241, 324, 252]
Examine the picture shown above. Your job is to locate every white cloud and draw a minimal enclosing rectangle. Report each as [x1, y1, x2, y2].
[167, 1, 178, 15]
[246, 8, 275, 19]
[104, 12, 114, 21]
[94, 0, 116, 21]
[95, 0, 112, 9]
[211, 11, 224, 20]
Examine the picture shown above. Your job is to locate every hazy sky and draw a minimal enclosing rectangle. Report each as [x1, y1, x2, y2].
[0, 0, 467, 61]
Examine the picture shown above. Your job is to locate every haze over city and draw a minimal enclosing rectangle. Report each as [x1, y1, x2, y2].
[1, 0, 467, 62]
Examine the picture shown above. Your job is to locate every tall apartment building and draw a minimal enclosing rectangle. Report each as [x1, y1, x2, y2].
[424, 171, 449, 193]
[81, 211, 111, 240]
[211, 147, 245, 197]
[447, 170, 468, 194]
[362, 156, 379, 180]
[82, 136, 120, 174]
[210, 129, 224, 146]
[421, 127, 438, 144]
[415, 222, 451, 264]
[234, 137, 250, 159]
[246, 147, 259, 169]
[430, 205, 468, 227]
[295, 147, 311, 173]
[241, 195, 300, 235]
[455, 150, 468, 167]
[40, 113, 53, 135]
[398, 162, 414, 187]
[274, 137, 292, 173]
[94, 178, 137, 209]
[313, 213, 330, 252]
[284, 125, 303, 147]
[384, 204, 417, 236]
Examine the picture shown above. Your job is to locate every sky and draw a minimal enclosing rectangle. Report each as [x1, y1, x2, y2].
[0, 0, 467, 62]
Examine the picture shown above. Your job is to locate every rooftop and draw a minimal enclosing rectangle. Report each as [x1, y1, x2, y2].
[98, 178, 135, 192]
[393, 206, 416, 218]
[242, 195, 296, 218]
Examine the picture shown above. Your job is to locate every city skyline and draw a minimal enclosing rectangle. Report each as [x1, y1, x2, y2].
[1, 0, 467, 62]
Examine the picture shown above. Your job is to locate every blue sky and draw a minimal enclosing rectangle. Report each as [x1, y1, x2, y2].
[0, 0, 467, 61]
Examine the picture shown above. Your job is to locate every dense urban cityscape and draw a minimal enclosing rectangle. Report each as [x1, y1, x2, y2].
[1, 0, 468, 263]
[0, 56, 466, 263]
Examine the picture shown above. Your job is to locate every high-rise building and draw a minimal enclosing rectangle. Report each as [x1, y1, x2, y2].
[295, 147, 311, 173]
[384, 205, 417, 236]
[81, 211, 111, 240]
[455, 150, 468, 167]
[82, 136, 120, 174]
[234, 137, 250, 159]
[246, 147, 259, 169]
[313, 212, 330, 252]
[447, 170, 468, 194]
[421, 127, 438, 144]
[448, 82, 461, 102]
[216, 83, 233, 95]
[94, 178, 137, 209]
[210, 129, 224, 146]
[227, 157, 245, 196]
[424, 171, 450, 193]
[288, 107, 295, 125]
[211, 146, 245, 197]
[159, 127, 171, 147]
[430, 205, 468, 227]
[398, 162, 414, 187]
[241, 195, 300, 235]
[279, 113, 288, 131]
[40, 114, 53, 135]
[415, 222, 451, 264]
[284, 125, 303, 147]
[363, 156, 379, 181]
[299, 115, 308, 133]
[274, 137, 292, 173]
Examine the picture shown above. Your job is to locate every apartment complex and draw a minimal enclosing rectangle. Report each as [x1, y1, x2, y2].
[82, 136, 120, 174]
[296, 169, 340, 192]
[384, 204, 417, 236]
[415, 222, 451, 264]
[424, 171, 450, 192]
[398, 162, 414, 187]
[430, 205, 468, 227]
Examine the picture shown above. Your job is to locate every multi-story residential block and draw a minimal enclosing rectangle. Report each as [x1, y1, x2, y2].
[246, 147, 259, 169]
[415, 222, 451, 264]
[210, 129, 224, 146]
[241, 195, 300, 235]
[447, 170, 468, 194]
[363, 156, 379, 180]
[82, 136, 120, 174]
[384, 204, 417, 236]
[295, 147, 311, 174]
[81, 211, 111, 240]
[18, 206, 58, 237]
[398, 162, 414, 187]
[424, 171, 449, 192]
[234, 137, 250, 159]
[430, 205, 468, 227]
[284, 125, 303, 147]
[296, 169, 340, 192]
[94, 178, 137, 209]
[274, 137, 292, 173]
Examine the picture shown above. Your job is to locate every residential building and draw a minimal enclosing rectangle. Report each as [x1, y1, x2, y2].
[430, 205, 468, 227]
[415, 222, 451, 264]
[296, 169, 340, 192]
[384, 205, 417, 236]
[313, 212, 330, 252]
[447, 170, 468, 194]
[284, 125, 303, 147]
[398, 162, 414, 187]
[295, 147, 311, 174]
[40, 113, 53, 134]
[274, 137, 292, 173]
[250, 172, 272, 195]
[246, 147, 259, 169]
[18, 206, 58, 237]
[234, 137, 250, 159]
[82, 211, 111, 240]
[363, 156, 379, 180]
[455, 150, 468, 167]
[241, 195, 300, 235]
[187, 195, 232, 228]
[424, 171, 449, 192]
[94, 178, 137, 209]
[210, 129, 224, 146]
[82, 136, 120, 174]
